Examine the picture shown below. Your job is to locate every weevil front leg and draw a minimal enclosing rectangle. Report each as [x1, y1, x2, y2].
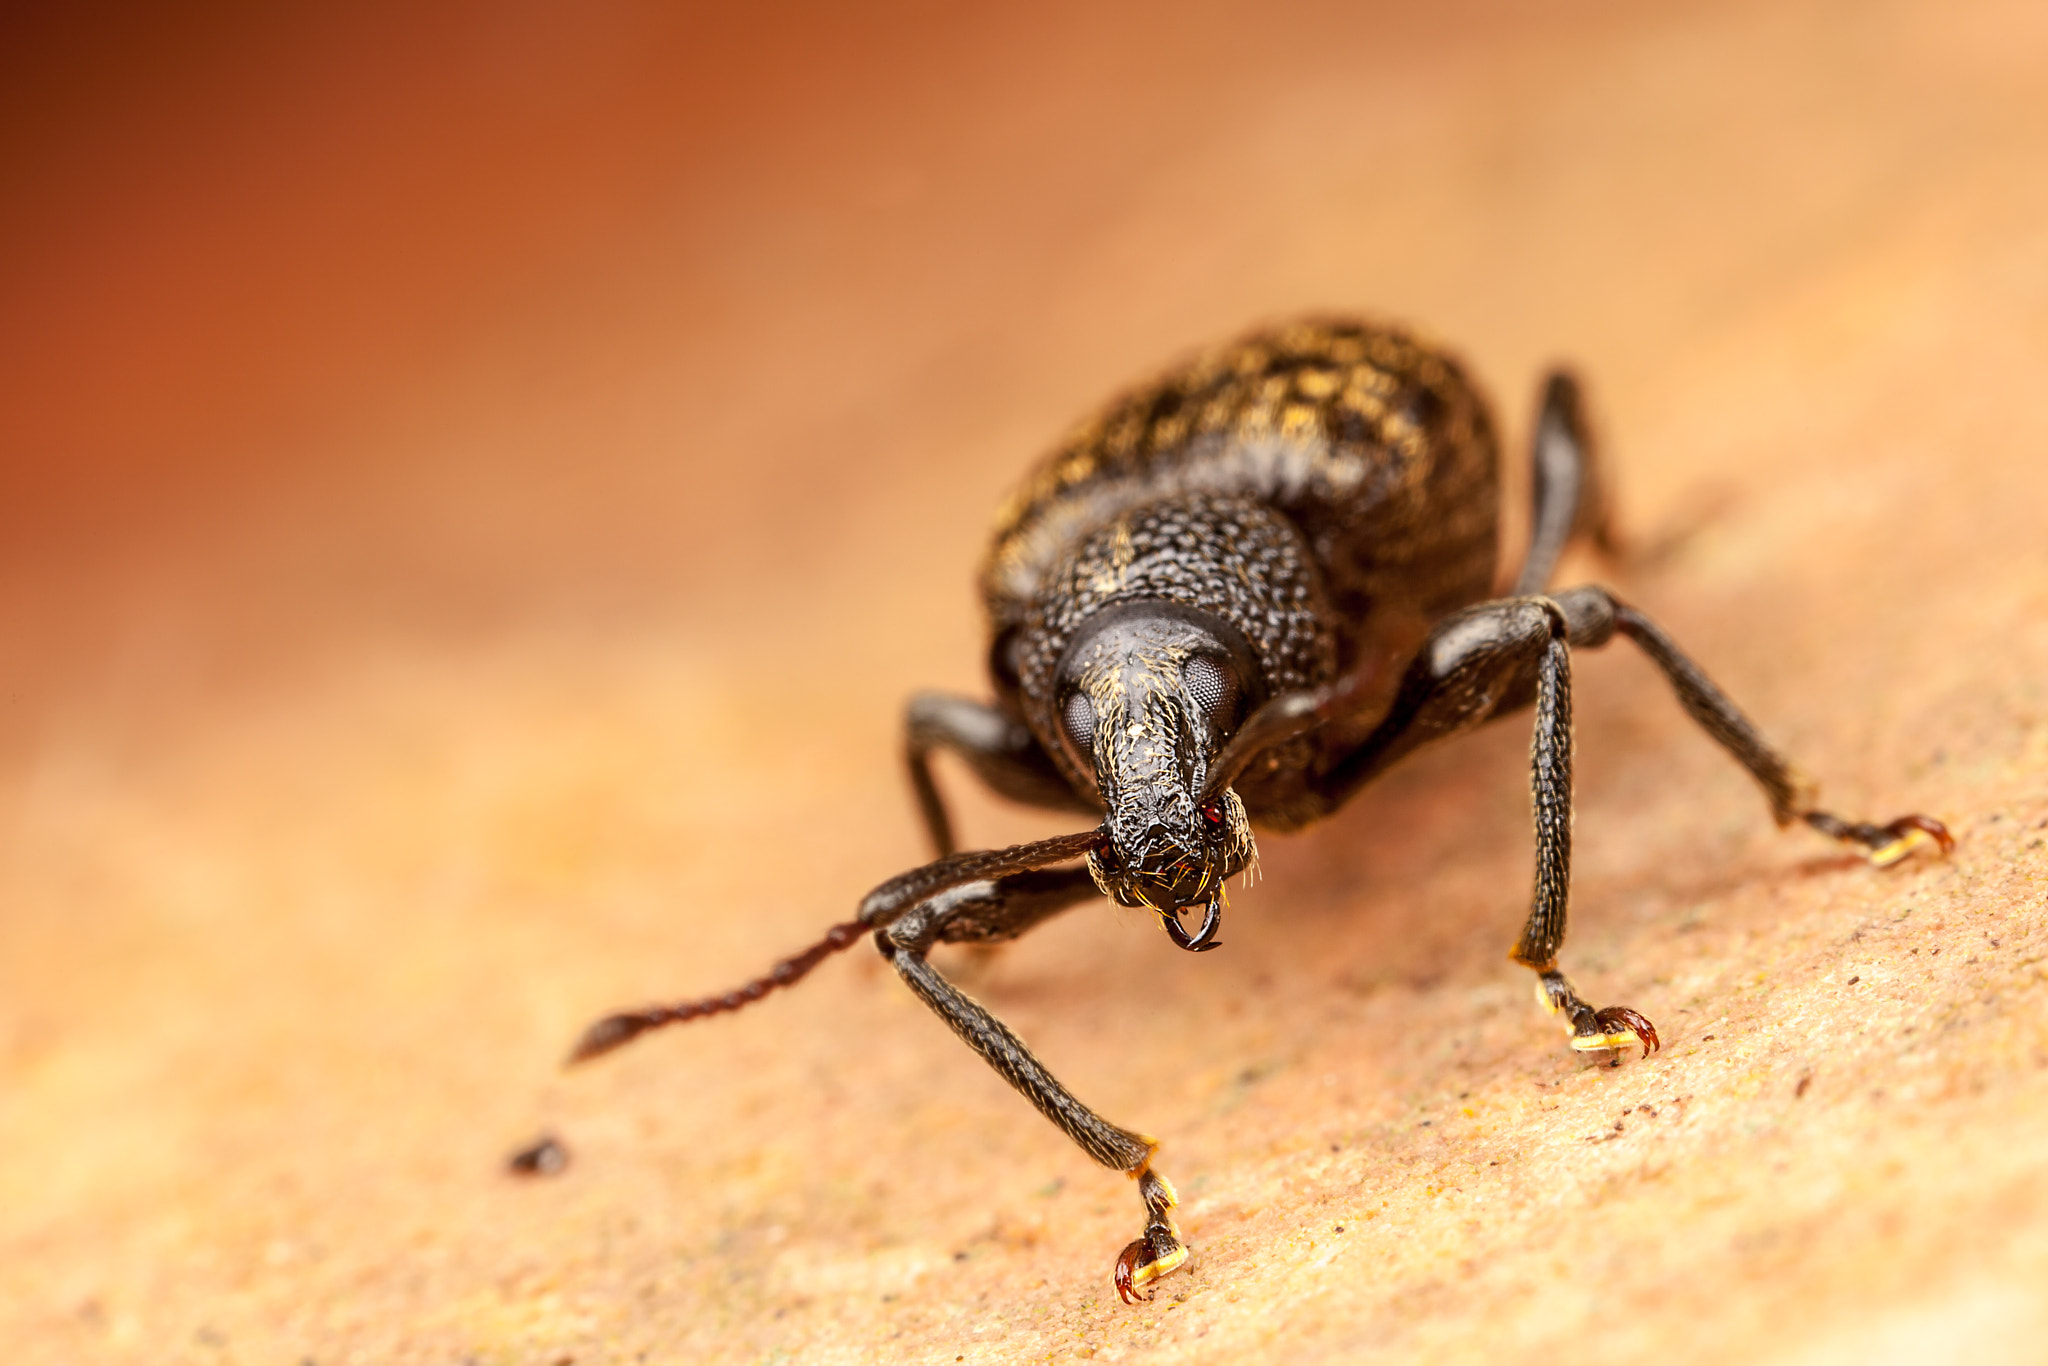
[1507, 605, 1658, 1053]
[880, 870, 1190, 1302]
[1299, 586, 1946, 1055]
[1310, 596, 1659, 1055]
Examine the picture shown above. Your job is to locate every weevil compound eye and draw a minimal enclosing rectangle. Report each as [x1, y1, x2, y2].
[1182, 655, 1244, 736]
[1061, 690, 1098, 761]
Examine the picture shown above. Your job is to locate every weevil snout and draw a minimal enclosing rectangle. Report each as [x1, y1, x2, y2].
[1088, 770, 1253, 951]
[1052, 601, 1261, 928]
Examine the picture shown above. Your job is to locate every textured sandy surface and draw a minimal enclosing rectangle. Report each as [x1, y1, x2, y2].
[3, 2, 2047, 1363]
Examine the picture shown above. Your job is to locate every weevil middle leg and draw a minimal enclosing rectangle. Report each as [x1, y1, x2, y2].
[906, 691, 1096, 857]
[1508, 374, 1951, 869]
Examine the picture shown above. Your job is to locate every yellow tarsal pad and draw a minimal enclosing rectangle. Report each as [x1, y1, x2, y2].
[1128, 1241, 1189, 1287]
[1865, 826, 1939, 868]
[1570, 1028, 1640, 1052]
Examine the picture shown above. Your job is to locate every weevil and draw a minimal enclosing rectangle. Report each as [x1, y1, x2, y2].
[568, 318, 1951, 1302]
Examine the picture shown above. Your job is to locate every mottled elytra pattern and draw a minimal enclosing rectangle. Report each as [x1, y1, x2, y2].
[985, 317, 1499, 668]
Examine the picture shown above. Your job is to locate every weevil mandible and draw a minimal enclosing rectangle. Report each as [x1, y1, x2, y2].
[568, 318, 1952, 1302]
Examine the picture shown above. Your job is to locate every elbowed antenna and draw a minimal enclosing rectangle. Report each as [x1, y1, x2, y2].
[566, 828, 1109, 1066]
[566, 918, 868, 1064]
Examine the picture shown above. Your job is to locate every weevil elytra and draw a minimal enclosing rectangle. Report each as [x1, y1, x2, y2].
[568, 317, 1951, 1302]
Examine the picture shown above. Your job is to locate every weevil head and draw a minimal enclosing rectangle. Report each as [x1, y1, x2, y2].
[1051, 601, 1262, 914]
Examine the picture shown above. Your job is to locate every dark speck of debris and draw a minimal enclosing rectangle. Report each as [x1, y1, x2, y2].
[1419, 1119, 1432, 1127]
[1702, 1035, 1716, 1042]
[1795, 1074, 1813, 1098]
[1848, 976, 1860, 985]
[507, 1133, 570, 1177]
[953, 1250, 970, 1262]
[1335, 1224, 1346, 1233]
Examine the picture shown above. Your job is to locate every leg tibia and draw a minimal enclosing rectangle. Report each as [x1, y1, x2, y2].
[883, 942, 1154, 1172]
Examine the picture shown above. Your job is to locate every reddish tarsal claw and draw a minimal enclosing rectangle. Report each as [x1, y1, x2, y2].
[1114, 1236, 1164, 1305]
[1886, 813, 1955, 855]
[1594, 1006, 1660, 1058]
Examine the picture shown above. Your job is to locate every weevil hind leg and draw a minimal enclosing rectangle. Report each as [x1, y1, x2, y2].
[880, 865, 1193, 1301]
[1513, 370, 1618, 597]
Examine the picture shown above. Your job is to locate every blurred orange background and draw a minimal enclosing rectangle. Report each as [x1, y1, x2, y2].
[5, 2, 2047, 1362]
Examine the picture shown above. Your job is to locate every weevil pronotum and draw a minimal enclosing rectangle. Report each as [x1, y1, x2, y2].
[568, 318, 1951, 1302]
